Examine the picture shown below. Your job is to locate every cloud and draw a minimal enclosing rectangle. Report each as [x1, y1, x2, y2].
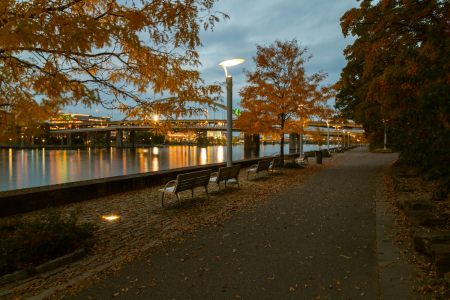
[71, 0, 358, 118]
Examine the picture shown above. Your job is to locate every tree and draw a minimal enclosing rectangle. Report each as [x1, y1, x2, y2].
[337, 0, 450, 197]
[0, 0, 227, 143]
[235, 39, 335, 157]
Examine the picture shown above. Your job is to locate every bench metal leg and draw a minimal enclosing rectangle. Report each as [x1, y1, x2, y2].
[176, 193, 181, 206]
[217, 182, 221, 190]
[161, 192, 165, 207]
[257, 172, 260, 180]
[247, 172, 250, 180]
[205, 186, 209, 198]
[236, 178, 240, 188]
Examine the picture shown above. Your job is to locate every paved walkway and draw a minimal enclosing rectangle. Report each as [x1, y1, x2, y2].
[59, 148, 403, 300]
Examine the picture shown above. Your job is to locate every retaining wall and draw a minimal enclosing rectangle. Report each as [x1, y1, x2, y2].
[0, 154, 301, 217]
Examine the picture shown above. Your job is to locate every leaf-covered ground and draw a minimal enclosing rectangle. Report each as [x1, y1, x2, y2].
[0, 157, 338, 299]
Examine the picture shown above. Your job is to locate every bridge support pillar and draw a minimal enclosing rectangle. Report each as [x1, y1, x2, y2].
[130, 131, 136, 147]
[89, 132, 95, 148]
[244, 133, 252, 150]
[244, 133, 260, 151]
[116, 130, 123, 148]
[289, 133, 297, 153]
[252, 134, 260, 151]
[32, 136, 34, 147]
[106, 132, 111, 147]
[67, 133, 72, 147]
[61, 134, 64, 146]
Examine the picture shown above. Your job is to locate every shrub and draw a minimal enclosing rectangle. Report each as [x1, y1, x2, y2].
[322, 151, 332, 157]
[0, 208, 98, 276]
[306, 152, 315, 157]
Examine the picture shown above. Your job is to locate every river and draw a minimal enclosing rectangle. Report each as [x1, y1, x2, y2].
[0, 144, 332, 192]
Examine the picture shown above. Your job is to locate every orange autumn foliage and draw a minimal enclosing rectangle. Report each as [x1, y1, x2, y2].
[235, 39, 335, 157]
[0, 0, 227, 142]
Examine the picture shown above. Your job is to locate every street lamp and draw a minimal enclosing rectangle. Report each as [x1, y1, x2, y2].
[343, 130, 346, 149]
[219, 58, 245, 167]
[335, 126, 340, 150]
[326, 120, 330, 152]
[348, 132, 351, 147]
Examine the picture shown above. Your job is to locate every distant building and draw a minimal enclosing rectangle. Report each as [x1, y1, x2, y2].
[50, 113, 111, 130]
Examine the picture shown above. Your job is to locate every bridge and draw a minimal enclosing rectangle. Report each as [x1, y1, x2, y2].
[49, 118, 363, 148]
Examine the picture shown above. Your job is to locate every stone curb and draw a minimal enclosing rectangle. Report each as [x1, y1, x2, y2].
[0, 247, 89, 286]
[376, 176, 418, 300]
[28, 256, 125, 300]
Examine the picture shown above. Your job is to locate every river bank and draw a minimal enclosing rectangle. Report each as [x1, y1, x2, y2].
[0, 145, 338, 192]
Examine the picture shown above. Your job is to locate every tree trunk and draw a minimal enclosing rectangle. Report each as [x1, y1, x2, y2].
[280, 118, 285, 158]
[280, 133, 284, 158]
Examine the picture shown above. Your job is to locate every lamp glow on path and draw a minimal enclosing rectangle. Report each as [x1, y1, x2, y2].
[219, 58, 244, 167]
[102, 215, 120, 221]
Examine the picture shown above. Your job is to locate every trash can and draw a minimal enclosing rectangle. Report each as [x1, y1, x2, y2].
[315, 150, 322, 164]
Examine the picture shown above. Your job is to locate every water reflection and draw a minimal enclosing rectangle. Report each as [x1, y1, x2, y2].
[217, 146, 224, 163]
[0, 144, 323, 192]
[200, 148, 207, 165]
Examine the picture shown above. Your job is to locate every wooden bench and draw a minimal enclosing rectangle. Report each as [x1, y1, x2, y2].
[297, 153, 309, 164]
[268, 157, 284, 175]
[209, 165, 241, 190]
[159, 169, 212, 207]
[247, 159, 272, 180]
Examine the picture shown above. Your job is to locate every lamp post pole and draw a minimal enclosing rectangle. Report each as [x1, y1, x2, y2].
[384, 125, 387, 150]
[220, 58, 244, 168]
[336, 127, 339, 150]
[343, 130, 346, 149]
[226, 76, 233, 167]
[326, 121, 330, 152]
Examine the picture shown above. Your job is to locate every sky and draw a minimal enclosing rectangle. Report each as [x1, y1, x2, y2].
[68, 0, 358, 120]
